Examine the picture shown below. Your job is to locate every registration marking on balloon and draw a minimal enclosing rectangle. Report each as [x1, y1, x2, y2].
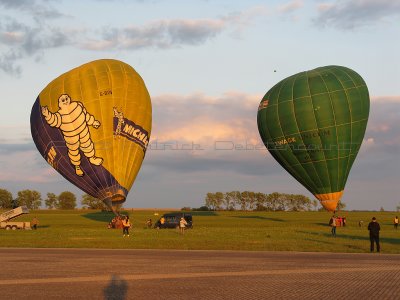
[258, 99, 269, 111]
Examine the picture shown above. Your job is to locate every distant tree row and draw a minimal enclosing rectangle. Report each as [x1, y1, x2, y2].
[0, 188, 107, 210]
[203, 191, 319, 212]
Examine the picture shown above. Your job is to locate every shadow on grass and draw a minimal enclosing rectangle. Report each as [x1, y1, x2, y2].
[298, 230, 400, 245]
[304, 237, 366, 251]
[315, 222, 330, 227]
[167, 211, 218, 216]
[82, 211, 115, 223]
[187, 211, 218, 216]
[231, 216, 284, 222]
[303, 237, 335, 246]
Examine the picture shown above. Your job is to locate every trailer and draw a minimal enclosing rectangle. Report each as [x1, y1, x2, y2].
[0, 206, 31, 230]
[0, 221, 31, 230]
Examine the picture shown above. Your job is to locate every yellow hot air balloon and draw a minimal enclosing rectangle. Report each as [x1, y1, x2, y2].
[30, 59, 152, 211]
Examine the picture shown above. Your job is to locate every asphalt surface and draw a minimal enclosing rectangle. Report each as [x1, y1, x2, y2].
[0, 248, 399, 299]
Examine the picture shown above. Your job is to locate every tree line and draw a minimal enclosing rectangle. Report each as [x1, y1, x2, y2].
[0, 188, 107, 210]
[203, 191, 324, 211]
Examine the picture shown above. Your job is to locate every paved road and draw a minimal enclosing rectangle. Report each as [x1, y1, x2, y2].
[0, 248, 399, 299]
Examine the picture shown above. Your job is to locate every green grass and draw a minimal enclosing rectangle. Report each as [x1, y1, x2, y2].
[1, 210, 399, 253]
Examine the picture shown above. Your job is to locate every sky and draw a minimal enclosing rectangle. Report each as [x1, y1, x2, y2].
[0, 0, 399, 211]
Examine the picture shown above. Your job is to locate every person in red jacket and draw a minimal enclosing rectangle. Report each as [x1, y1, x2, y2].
[368, 217, 381, 253]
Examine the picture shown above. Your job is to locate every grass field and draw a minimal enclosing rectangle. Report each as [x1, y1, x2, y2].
[1, 210, 399, 253]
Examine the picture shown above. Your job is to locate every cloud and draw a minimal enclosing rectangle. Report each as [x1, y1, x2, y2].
[144, 92, 400, 181]
[371, 95, 400, 103]
[0, 0, 64, 20]
[82, 7, 267, 51]
[0, 142, 35, 153]
[0, 3, 267, 75]
[82, 19, 224, 51]
[0, 124, 33, 144]
[0, 144, 59, 183]
[2, 91, 399, 177]
[144, 92, 269, 177]
[313, 0, 400, 29]
[0, 2, 70, 75]
[151, 91, 262, 145]
[361, 98, 400, 162]
[278, 0, 304, 13]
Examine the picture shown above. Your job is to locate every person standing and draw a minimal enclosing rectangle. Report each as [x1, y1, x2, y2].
[122, 216, 131, 237]
[179, 217, 187, 235]
[368, 217, 381, 253]
[394, 216, 399, 230]
[31, 217, 39, 230]
[330, 215, 337, 237]
[146, 218, 152, 229]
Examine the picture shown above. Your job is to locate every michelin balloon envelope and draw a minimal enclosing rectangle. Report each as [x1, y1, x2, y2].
[257, 66, 369, 211]
[30, 59, 152, 210]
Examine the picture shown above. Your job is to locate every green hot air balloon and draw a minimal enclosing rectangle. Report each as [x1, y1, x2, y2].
[257, 66, 370, 211]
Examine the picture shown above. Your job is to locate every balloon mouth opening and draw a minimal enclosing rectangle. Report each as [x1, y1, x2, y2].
[111, 192, 126, 203]
[315, 191, 343, 212]
[102, 189, 127, 215]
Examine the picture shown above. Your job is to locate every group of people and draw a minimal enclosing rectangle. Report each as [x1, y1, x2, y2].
[109, 215, 189, 236]
[107, 215, 125, 229]
[329, 215, 400, 253]
[107, 215, 131, 236]
[155, 216, 188, 234]
[328, 215, 346, 237]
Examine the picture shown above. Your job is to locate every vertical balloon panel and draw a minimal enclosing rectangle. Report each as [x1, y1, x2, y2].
[30, 59, 152, 208]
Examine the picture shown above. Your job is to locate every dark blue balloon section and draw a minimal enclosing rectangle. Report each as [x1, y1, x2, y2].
[30, 98, 128, 201]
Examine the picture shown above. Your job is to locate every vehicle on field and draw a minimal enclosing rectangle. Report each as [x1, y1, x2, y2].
[0, 206, 31, 230]
[154, 213, 193, 229]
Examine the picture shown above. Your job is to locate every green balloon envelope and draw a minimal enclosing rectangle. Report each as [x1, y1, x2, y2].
[257, 66, 370, 211]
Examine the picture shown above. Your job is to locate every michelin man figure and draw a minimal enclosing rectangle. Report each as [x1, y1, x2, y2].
[41, 94, 103, 176]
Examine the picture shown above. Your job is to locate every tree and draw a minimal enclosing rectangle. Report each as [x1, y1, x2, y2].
[214, 192, 224, 210]
[248, 192, 256, 211]
[287, 194, 312, 211]
[192, 206, 209, 211]
[58, 191, 77, 209]
[16, 190, 42, 209]
[231, 191, 241, 210]
[255, 193, 267, 211]
[45, 193, 58, 209]
[0, 189, 13, 209]
[205, 193, 215, 210]
[81, 194, 107, 210]
[239, 191, 249, 211]
[312, 199, 319, 211]
[336, 201, 346, 211]
[203, 190, 316, 212]
[224, 192, 236, 210]
[267, 192, 281, 211]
